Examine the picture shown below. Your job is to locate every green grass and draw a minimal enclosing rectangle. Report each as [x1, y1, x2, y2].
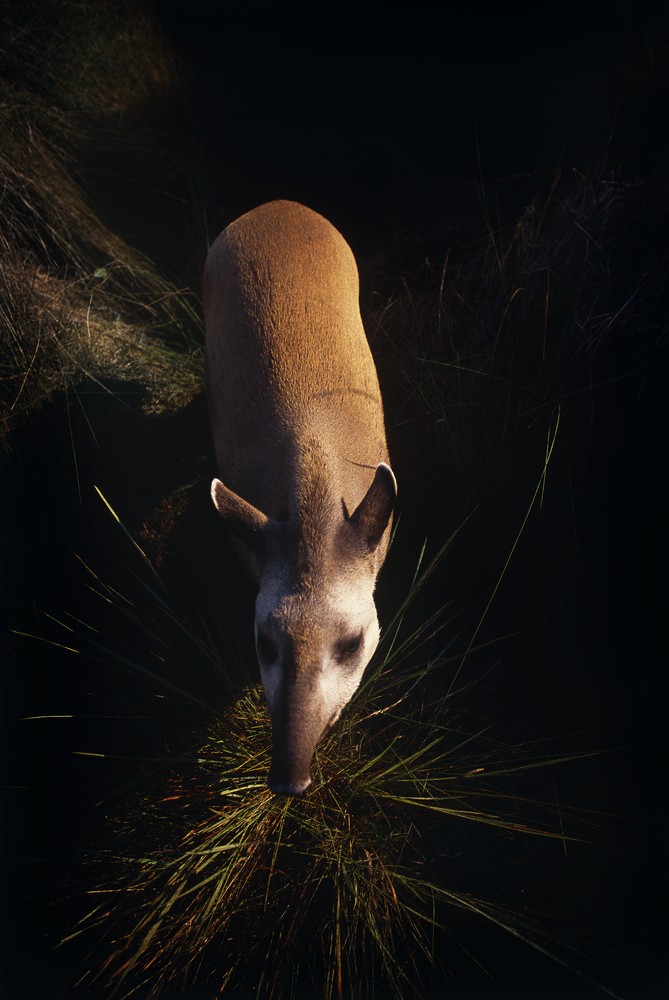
[63, 694, 585, 999]
[47, 482, 621, 1000]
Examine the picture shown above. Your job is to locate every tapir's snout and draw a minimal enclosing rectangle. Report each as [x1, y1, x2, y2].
[267, 768, 312, 797]
[264, 673, 329, 797]
[268, 749, 313, 796]
[267, 721, 324, 795]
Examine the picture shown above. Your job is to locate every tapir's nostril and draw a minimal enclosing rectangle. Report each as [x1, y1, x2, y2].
[267, 773, 312, 797]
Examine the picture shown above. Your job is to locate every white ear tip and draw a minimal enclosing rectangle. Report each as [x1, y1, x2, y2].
[377, 462, 397, 493]
[211, 478, 223, 505]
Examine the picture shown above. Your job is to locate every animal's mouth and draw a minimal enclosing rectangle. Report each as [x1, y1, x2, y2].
[268, 772, 311, 797]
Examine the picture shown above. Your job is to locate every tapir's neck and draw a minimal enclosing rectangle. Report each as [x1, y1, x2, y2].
[291, 438, 340, 580]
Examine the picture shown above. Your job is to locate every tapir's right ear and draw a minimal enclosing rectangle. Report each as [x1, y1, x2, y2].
[211, 479, 269, 543]
[348, 463, 397, 553]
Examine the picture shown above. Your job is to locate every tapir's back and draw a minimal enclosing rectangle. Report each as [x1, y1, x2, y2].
[204, 201, 389, 520]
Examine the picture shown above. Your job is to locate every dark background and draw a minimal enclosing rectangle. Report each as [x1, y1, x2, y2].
[151, 5, 668, 253]
[2, 3, 668, 997]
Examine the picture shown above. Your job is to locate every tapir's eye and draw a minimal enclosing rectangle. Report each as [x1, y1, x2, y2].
[256, 630, 277, 664]
[335, 631, 363, 662]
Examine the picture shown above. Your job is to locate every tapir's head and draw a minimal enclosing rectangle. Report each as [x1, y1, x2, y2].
[211, 463, 397, 795]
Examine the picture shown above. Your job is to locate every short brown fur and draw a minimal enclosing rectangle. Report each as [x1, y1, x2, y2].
[204, 200, 392, 567]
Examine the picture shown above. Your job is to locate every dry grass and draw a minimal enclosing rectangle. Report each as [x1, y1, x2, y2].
[0, 0, 202, 436]
[367, 165, 666, 513]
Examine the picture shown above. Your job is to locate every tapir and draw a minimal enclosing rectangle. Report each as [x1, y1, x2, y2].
[203, 200, 396, 795]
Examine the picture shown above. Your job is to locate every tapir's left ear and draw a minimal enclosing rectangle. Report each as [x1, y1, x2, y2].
[211, 478, 269, 545]
[349, 463, 397, 552]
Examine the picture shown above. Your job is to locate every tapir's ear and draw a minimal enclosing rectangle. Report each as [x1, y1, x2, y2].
[211, 478, 269, 544]
[348, 463, 397, 552]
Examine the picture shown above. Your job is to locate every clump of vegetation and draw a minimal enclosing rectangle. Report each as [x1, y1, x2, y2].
[62, 531, 610, 1000]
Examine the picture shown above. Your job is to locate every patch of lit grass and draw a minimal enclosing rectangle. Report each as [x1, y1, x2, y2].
[63, 635, 609, 1000]
[55, 486, 619, 1000]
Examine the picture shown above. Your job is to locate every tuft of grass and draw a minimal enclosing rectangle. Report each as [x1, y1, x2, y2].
[62, 657, 612, 1000]
[53, 489, 620, 1000]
